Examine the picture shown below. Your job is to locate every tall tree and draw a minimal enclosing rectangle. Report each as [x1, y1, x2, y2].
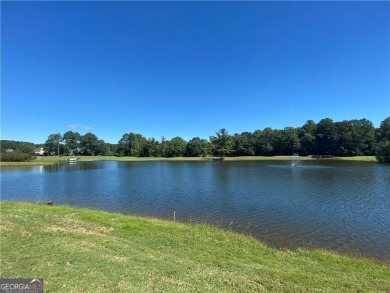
[166, 137, 187, 157]
[63, 131, 81, 156]
[44, 133, 63, 156]
[350, 119, 375, 155]
[253, 128, 275, 156]
[376, 141, 390, 163]
[233, 132, 255, 156]
[185, 137, 210, 157]
[96, 140, 110, 155]
[117, 133, 130, 156]
[80, 132, 100, 155]
[277, 127, 301, 155]
[376, 117, 390, 163]
[210, 128, 233, 158]
[377, 117, 390, 142]
[160, 136, 168, 157]
[117, 133, 147, 157]
[299, 120, 317, 155]
[334, 121, 353, 156]
[316, 118, 337, 155]
[143, 138, 161, 157]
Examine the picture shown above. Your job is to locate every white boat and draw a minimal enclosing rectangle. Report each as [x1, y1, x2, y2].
[68, 158, 78, 162]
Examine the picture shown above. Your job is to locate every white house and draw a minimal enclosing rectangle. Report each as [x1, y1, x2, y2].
[34, 147, 45, 156]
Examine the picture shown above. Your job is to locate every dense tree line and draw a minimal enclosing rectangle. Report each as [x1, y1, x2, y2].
[375, 118, 390, 163]
[43, 131, 115, 156]
[2, 117, 389, 163]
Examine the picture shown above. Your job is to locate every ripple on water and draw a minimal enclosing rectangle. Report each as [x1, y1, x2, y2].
[1, 160, 389, 262]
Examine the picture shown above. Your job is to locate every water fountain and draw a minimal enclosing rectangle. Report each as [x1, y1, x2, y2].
[290, 153, 299, 167]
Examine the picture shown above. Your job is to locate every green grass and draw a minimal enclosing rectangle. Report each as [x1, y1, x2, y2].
[0, 155, 378, 167]
[0, 156, 72, 167]
[335, 156, 377, 162]
[1, 201, 389, 292]
[223, 156, 314, 161]
[0, 156, 210, 167]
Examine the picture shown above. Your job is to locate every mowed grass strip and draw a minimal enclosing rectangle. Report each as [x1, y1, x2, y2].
[1, 201, 389, 292]
[0, 155, 377, 168]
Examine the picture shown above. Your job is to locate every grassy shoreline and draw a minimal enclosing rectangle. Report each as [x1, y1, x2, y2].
[1, 201, 389, 292]
[0, 155, 377, 167]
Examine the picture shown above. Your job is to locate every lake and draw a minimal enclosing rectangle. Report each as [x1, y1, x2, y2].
[1, 160, 389, 262]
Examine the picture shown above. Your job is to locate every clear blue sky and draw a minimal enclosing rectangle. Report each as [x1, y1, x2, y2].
[2, 1, 389, 144]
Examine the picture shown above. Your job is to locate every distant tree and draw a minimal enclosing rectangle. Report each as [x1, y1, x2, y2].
[376, 141, 390, 163]
[0, 140, 35, 155]
[185, 137, 210, 157]
[17, 115, 389, 159]
[301, 120, 317, 135]
[253, 128, 275, 156]
[0, 150, 32, 162]
[233, 132, 255, 156]
[166, 136, 187, 157]
[143, 138, 161, 157]
[277, 127, 301, 155]
[377, 117, 390, 142]
[160, 136, 168, 157]
[117, 134, 130, 156]
[63, 131, 81, 156]
[117, 133, 146, 157]
[298, 120, 317, 155]
[44, 133, 63, 156]
[210, 128, 233, 158]
[96, 140, 111, 155]
[316, 118, 337, 155]
[334, 121, 354, 156]
[106, 143, 117, 156]
[350, 119, 375, 156]
[80, 132, 100, 155]
[299, 133, 316, 156]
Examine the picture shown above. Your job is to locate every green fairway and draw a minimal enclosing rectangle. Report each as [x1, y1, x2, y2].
[1, 201, 388, 292]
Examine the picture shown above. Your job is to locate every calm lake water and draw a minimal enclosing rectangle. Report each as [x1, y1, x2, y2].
[1, 160, 390, 262]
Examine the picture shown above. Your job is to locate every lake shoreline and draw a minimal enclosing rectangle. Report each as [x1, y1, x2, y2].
[0, 155, 377, 167]
[1, 201, 388, 292]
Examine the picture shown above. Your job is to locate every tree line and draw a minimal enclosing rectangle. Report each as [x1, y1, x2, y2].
[1, 117, 390, 163]
[0, 140, 36, 162]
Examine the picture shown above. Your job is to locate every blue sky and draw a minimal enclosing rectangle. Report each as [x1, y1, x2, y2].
[2, 1, 389, 144]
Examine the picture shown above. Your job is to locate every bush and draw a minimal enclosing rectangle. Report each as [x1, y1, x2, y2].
[375, 141, 390, 163]
[0, 150, 33, 162]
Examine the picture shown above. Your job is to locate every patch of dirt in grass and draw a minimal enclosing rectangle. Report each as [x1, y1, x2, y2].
[104, 254, 132, 262]
[0, 220, 15, 232]
[41, 212, 114, 236]
[44, 223, 113, 236]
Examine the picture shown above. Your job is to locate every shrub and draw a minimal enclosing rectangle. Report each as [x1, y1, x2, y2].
[0, 150, 32, 162]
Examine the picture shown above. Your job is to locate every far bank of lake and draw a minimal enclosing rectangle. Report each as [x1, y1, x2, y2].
[0, 155, 378, 168]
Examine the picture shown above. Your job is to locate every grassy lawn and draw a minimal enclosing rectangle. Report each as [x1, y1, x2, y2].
[335, 156, 377, 162]
[0, 155, 377, 167]
[1, 201, 388, 292]
[223, 156, 314, 161]
[0, 156, 209, 167]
